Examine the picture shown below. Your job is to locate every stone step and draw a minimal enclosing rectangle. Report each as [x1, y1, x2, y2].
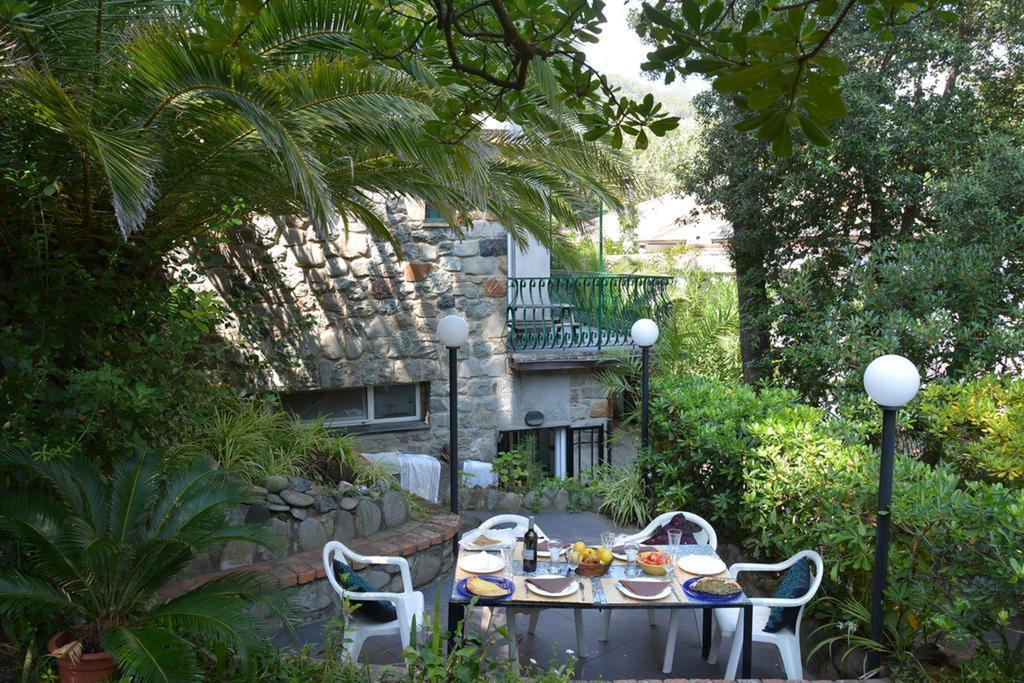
[161, 511, 460, 601]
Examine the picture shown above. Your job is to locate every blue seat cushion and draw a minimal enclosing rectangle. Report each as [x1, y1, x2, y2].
[763, 558, 810, 633]
[332, 559, 399, 623]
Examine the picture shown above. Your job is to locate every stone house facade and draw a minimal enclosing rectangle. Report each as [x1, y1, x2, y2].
[204, 196, 646, 480]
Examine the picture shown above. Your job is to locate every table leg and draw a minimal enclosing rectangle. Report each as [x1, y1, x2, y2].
[701, 608, 712, 660]
[446, 601, 465, 651]
[741, 604, 752, 678]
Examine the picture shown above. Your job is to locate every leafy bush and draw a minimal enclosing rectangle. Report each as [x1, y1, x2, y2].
[492, 436, 545, 494]
[0, 446, 291, 682]
[174, 397, 394, 493]
[645, 373, 1024, 679]
[587, 462, 652, 528]
[915, 376, 1024, 487]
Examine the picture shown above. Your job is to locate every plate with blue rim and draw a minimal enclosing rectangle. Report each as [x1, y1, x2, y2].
[455, 576, 515, 603]
[682, 577, 743, 603]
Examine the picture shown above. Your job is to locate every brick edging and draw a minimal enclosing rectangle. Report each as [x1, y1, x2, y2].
[160, 512, 460, 600]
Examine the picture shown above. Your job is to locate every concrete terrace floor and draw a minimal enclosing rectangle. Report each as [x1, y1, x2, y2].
[275, 511, 789, 681]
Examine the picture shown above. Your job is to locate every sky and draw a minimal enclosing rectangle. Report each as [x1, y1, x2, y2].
[582, 0, 709, 100]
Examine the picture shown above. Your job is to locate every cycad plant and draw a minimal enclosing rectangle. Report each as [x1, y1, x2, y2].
[0, 0, 630, 251]
[0, 446, 291, 682]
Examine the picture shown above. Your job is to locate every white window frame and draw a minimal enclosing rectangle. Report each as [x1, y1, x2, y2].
[318, 384, 423, 428]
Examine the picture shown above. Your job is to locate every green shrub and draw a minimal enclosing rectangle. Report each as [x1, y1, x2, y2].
[174, 397, 394, 493]
[587, 461, 652, 527]
[645, 373, 1024, 679]
[915, 376, 1024, 487]
[492, 436, 545, 494]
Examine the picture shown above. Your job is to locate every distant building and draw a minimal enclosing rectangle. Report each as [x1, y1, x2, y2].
[586, 195, 733, 274]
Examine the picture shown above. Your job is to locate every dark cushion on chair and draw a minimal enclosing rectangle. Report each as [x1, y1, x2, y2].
[332, 559, 398, 623]
[642, 514, 697, 546]
[763, 559, 810, 633]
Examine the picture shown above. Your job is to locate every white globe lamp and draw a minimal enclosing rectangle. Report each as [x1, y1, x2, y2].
[863, 354, 920, 408]
[437, 314, 469, 348]
[631, 318, 660, 348]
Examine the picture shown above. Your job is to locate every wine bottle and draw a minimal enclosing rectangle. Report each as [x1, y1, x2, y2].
[522, 516, 538, 573]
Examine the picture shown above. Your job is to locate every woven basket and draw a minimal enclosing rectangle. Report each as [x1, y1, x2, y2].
[574, 561, 611, 577]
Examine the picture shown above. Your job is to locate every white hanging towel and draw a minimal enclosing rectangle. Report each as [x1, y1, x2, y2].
[362, 452, 441, 503]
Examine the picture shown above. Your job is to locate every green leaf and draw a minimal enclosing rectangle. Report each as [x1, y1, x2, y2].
[811, 55, 848, 77]
[714, 62, 787, 93]
[635, 129, 649, 150]
[797, 113, 831, 146]
[734, 111, 774, 132]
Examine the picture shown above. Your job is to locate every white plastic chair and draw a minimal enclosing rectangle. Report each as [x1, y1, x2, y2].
[707, 549, 824, 681]
[323, 540, 425, 662]
[599, 510, 719, 646]
[476, 514, 587, 659]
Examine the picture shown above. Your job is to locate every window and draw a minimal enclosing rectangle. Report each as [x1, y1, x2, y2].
[497, 424, 607, 479]
[423, 203, 447, 226]
[282, 384, 423, 428]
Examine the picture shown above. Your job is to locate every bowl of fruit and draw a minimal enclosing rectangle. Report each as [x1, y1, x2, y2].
[637, 550, 672, 576]
[570, 541, 613, 577]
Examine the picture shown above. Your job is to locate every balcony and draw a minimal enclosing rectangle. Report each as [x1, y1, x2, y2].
[506, 270, 673, 358]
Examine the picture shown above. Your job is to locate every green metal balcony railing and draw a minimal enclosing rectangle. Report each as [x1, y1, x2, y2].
[507, 270, 673, 352]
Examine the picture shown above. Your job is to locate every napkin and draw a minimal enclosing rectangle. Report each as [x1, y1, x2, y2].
[612, 544, 657, 554]
[619, 579, 669, 597]
[526, 577, 574, 593]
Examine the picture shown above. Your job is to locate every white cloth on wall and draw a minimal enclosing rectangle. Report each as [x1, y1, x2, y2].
[362, 452, 441, 503]
[462, 460, 498, 487]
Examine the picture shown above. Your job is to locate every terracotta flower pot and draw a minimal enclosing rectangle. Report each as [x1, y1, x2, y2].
[47, 632, 118, 683]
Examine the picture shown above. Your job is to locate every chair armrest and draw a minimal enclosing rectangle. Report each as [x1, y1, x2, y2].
[729, 559, 799, 578]
[749, 595, 811, 608]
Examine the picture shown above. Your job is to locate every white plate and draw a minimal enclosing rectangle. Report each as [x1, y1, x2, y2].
[458, 552, 505, 574]
[616, 580, 672, 601]
[677, 555, 727, 576]
[460, 528, 517, 550]
[525, 577, 580, 598]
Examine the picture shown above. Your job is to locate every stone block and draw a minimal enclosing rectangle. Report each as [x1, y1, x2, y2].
[341, 234, 369, 259]
[370, 278, 394, 299]
[340, 497, 359, 511]
[291, 580, 332, 613]
[245, 504, 272, 525]
[381, 491, 408, 528]
[268, 503, 290, 513]
[404, 262, 433, 281]
[291, 245, 326, 268]
[314, 495, 338, 514]
[335, 510, 356, 539]
[410, 546, 442, 586]
[320, 331, 344, 360]
[263, 475, 289, 493]
[326, 258, 349, 277]
[551, 489, 570, 511]
[354, 498, 382, 536]
[290, 477, 314, 493]
[220, 541, 255, 570]
[364, 317, 391, 339]
[290, 507, 309, 521]
[344, 340, 365, 359]
[478, 238, 507, 256]
[438, 256, 462, 272]
[281, 490, 315, 507]
[418, 244, 438, 261]
[281, 227, 306, 245]
[482, 277, 507, 297]
[436, 294, 455, 309]
[496, 492, 523, 512]
[452, 241, 479, 257]
[298, 515, 335, 552]
[461, 256, 497, 275]
[349, 258, 373, 277]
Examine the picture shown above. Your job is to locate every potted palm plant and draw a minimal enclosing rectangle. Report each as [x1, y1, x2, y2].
[0, 446, 291, 682]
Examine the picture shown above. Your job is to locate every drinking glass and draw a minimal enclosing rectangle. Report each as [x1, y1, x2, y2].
[601, 532, 615, 550]
[667, 529, 683, 567]
[624, 541, 640, 577]
[566, 549, 581, 577]
[500, 546, 515, 579]
[546, 539, 563, 574]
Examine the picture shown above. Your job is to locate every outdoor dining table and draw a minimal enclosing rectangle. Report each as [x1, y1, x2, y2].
[448, 541, 754, 678]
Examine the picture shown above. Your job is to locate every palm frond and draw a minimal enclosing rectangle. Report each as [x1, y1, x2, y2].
[102, 625, 202, 683]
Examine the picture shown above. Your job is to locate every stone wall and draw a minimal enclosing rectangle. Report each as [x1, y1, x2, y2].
[201, 197, 612, 465]
[185, 475, 412, 578]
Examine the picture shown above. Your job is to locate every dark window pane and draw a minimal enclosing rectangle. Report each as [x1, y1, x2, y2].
[282, 389, 366, 422]
[424, 203, 445, 223]
[373, 384, 418, 419]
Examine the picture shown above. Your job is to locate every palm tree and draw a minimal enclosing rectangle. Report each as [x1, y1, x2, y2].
[0, 446, 290, 681]
[0, 0, 631, 252]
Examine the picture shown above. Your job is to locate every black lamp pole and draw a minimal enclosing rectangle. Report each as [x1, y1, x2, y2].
[640, 345, 651, 450]
[867, 407, 898, 673]
[446, 344, 461, 647]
